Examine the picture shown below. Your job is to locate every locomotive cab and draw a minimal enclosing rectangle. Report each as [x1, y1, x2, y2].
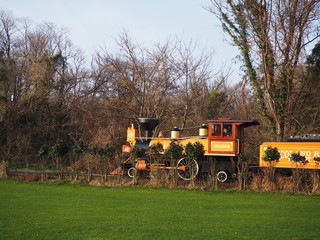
[207, 119, 259, 156]
[201, 119, 259, 182]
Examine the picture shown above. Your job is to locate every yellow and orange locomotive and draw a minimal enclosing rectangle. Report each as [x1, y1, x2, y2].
[112, 118, 258, 182]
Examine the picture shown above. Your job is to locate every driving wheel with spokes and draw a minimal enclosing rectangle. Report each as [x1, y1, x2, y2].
[176, 158, 199, 180]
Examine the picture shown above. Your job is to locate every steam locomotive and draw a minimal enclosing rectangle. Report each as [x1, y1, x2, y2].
[111, 118, 260, 182]
[111, 117, 320, 182]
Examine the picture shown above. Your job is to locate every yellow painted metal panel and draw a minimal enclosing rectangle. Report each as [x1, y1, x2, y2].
[260, 142, 320, 169]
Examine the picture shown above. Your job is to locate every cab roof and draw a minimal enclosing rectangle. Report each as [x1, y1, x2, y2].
[207, 119, 259, 128]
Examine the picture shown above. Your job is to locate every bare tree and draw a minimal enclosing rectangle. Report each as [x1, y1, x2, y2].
[90, 33, 219, 139]
[172, 40, 214, 128]
[0, 10, 87, 164]
[208, 0, 320, 140]
[90, 33, 178, 128]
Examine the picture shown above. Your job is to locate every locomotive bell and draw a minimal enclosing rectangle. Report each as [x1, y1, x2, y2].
[199, 124, 208, 138]
[171, 127, 181, 140]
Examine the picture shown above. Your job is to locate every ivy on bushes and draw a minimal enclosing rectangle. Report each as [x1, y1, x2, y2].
[164, 142, 184, 159]
[37, 144, 49, 157]
[185, 142, 204, 161]
[38, 140, 115, 160]
[263, 146, 280, 162]
[39, 140, 206, 163]
[149, 143, 164, 155]
[128, 141, 205, 161]
[50, 139, 69, 157]
[290, 152, 308, 164]
[72, 141, 86, 155]
[131, 147, 147, 158]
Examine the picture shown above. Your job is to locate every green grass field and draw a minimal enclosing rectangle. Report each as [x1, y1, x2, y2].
[0, 179, 319, 240]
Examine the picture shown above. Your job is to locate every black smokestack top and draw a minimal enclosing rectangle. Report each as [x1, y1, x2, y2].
[138, 118, 159, 139]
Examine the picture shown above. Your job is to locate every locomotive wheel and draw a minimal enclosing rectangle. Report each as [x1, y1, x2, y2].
[127, 167, 137, 178]
[216, 170, 229, 182]
[176, 158, 199, 180]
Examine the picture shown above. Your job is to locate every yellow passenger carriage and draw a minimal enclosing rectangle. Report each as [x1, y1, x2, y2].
[260, 138, 320, 171]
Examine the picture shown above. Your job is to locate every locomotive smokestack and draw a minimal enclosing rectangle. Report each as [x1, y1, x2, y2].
[138, 118, 159, 139]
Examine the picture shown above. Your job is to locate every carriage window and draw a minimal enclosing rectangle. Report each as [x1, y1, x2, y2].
[212, 124, 221, 136]
[223, 124, 232, 137]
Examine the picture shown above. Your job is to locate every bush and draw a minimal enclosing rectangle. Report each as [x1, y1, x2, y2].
[164, 142, 184, 159]
[85, 145, 114, 157]
[37, 145, 49, 157]
[262, 146, 280, 183]
[237, 153, 250, 190]
[290, 152, 308, 164]
[290, 152, 309, 193]
[99, 144, 115, 158]
[50, 140, 69, 157]
[263, 147, 280, 162]
[131, 147, 147, 158]
[72, 141, 86, 155]
[314, 157, 320, 163]
[149, 143, 164, 155]
[185, 142, 204, 161]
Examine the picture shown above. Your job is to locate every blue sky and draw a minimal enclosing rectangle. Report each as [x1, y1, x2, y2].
[0, 0, 242, 81]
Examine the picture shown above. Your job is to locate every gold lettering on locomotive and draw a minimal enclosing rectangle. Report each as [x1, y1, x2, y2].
[211, 141, 234, 152]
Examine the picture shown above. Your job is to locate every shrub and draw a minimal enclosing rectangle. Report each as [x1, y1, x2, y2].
[185, 142, 204, 161]
[262, 146, 280, 183]
[37, 145, 49, 157]
[263, 146, 280, 162]
[131, 147, 147, 158]
[100, 144, 115, 158]
[237, 153, 250, 190]
[88, 144, 115, 158]
[290, 152, 308, 164]
[72, 141, 86, 155]
[314, 157, 320, 163]
[164, 142, 184, 159]
[149, 143, 164, 155]
[290, 152, 309, 193]
[50, 140, 69, 157]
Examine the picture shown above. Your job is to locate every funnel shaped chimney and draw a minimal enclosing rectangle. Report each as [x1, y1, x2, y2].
[138, 118, 159, 139]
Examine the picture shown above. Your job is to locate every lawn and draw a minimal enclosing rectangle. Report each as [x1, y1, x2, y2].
[0, 179, 319, 240]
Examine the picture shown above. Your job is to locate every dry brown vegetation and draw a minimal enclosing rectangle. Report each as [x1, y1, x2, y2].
[4, 163, 320, 194]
